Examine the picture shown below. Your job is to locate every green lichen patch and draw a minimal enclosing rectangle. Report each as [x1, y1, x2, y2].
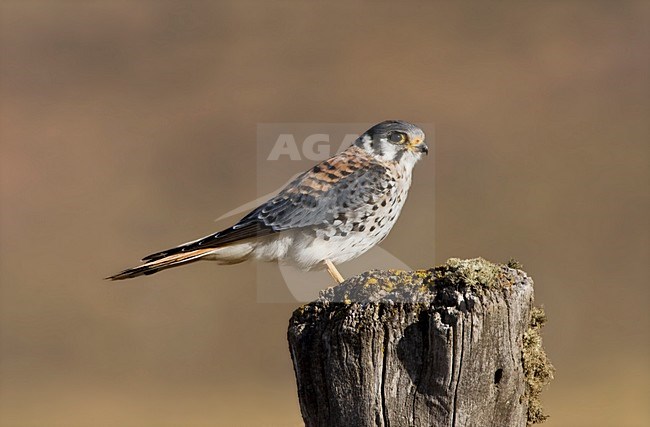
[315, 258, 526, 305]
[522, 306, 555, 425]
[432, 257, 509, 291]
[507, 258, 524, 270]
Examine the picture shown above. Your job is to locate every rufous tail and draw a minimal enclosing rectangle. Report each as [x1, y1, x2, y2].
[106, 248, 216, 280]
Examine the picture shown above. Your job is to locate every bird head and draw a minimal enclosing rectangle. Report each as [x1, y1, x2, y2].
[355, 120, 428, 166]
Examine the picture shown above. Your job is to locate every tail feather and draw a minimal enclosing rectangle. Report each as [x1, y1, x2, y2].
[106, 248, 216, 280]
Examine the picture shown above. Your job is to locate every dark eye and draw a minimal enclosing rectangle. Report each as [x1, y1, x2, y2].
[389, 132, 407, 143]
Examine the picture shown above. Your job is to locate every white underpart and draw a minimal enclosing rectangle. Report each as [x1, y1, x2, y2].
[252, 234, 294, 262]
[201, 243, 255, 264]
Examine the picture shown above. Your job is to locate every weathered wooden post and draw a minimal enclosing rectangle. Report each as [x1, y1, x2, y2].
[288, 258, 553, 427]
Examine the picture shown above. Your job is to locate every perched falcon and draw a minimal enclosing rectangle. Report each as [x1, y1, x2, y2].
[108, 120, 428, 283]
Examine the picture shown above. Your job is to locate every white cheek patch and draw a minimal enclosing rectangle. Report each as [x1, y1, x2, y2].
[355, 133, 422, 166]
[360, 134, 373, 152]
[377, 143, 399, 162]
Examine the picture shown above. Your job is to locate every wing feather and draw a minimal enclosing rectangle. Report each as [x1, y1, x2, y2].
[142, 148, 390, 262]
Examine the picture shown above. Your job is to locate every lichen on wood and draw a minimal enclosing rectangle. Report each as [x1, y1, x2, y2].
[288, 258, 553, 427]
[522, 306, 554, 425]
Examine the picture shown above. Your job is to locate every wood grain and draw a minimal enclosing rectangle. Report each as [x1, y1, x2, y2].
[288, 258, 552, 427]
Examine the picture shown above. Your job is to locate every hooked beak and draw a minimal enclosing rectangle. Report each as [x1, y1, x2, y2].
[411, 139, 428, 155]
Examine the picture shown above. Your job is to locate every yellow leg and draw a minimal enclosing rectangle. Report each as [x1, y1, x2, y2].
[325, 259, 345, 284]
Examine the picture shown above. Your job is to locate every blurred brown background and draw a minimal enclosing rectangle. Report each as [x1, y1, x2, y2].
[1, 1, 648, 426]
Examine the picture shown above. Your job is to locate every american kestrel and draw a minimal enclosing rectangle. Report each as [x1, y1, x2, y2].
[108, 120, 428, 283]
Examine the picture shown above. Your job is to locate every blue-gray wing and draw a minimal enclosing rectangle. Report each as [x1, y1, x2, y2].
[142, 148, 391, 261]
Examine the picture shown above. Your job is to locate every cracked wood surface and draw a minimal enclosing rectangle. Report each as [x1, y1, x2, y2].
[288, 259, 537, 427]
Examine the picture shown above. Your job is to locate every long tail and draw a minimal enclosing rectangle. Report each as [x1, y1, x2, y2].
[106, 248, 217, 280]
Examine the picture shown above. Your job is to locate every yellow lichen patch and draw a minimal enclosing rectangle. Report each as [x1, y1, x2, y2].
[413, 270, 430, 279]
[381, 280, 395, 292]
